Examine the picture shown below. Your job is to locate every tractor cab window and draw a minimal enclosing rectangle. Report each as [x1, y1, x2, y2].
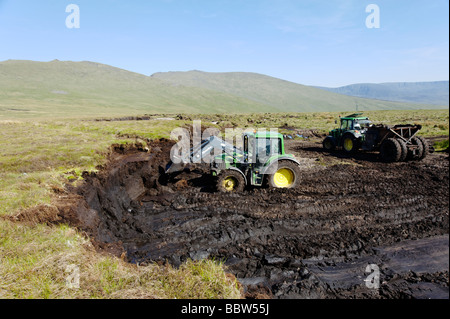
[355, 119, 372, 129]
[255, 138, 282, 162]
[269, 138, 282, 155]
[341, 120, 353, 130]
[244, 135, 255, 163]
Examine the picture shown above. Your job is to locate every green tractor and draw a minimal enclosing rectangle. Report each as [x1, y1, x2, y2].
[166, 131, 301, 192]
[323, 113, 431, 162]
[322, 113, 371, 153]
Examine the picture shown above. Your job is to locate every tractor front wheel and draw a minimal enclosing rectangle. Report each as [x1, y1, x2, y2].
[217, 170, 245, 193]
[268, 161, 300, 189]
[342, 134, 359, 153]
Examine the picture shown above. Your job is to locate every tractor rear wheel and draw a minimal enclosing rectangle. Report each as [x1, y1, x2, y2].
[396, 138, 408, 162]
[416, 136, 429, 160]
[217, 170, 245, 193]
[323, 136, 336, 151]
[380, 138, 402, 163]
[268, 161, 300, 189]
[407, 137, 424, 161]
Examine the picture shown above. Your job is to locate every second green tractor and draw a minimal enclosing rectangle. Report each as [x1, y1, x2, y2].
[323, 113, 432, 162]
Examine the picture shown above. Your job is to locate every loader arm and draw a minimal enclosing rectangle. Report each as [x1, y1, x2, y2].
[166, 136, 244, 174]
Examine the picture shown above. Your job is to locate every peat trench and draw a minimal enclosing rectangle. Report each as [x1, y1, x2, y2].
[60, 139, 449, 299]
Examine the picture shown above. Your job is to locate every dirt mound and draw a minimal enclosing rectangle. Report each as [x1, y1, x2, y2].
[55, 138, 449, 299]
[9, 203, 62, 225]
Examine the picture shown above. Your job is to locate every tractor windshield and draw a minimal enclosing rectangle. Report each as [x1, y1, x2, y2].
[355, 119, 372, 129]
[255, 138, 282, 162]
[341, 119, 355, 130]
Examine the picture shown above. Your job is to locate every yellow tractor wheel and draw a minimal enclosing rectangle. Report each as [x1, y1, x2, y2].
[273, 168, 295, 188]
[222, 176, 238, 192]
[342, 135, 358, 153]
[268, 161, 300, 189]
[217, 170, 245, 193]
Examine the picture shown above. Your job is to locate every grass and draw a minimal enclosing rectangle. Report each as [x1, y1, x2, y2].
[0, 109, 448, 299]
[0, 220, 241, 299]
[0, 60, 273, 118]
[186, 109, 449, 137]
[434, 139, 449, 152]
[153, 70, 448, 112]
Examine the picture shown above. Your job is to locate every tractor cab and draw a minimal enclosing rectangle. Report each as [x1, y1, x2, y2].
[240, 131, 299, 188]
[331, 113, 372, 140]
[340, 113, 371, 130]
[324, 113, 373, 152]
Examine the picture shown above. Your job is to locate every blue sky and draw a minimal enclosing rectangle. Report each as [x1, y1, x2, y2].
[0, 0, 448, 87]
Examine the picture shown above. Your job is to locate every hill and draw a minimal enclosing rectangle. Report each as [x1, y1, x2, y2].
[316, 81, 449, 106]
[0, 60, 446, 119]
[152, 70, 446, 112]
[0, 60, 272, 118]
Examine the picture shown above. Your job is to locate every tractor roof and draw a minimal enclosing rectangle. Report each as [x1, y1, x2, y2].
[341, 113, 369, 120]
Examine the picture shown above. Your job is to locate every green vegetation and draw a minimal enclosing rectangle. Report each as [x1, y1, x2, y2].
[185, 109, 449, 137]
[1, 60, 446, 121]
[0, 60, 273, 119]
[152, 70, 447, 112]
[434, 139, 449, 152]
[0, 220, 241, 299]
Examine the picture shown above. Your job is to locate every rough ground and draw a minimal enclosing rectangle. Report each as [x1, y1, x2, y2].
[57, 137, 449, 299]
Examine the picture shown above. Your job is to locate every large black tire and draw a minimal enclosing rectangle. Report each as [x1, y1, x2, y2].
[323, 136, 336, 152]
[416, 136, 429, 160]
[396, 138, 408, 162]
[267, 160, 301, 189]
[380, 138, 402, 163]
[342, 134, 359, 153]
[407, 137, 424, 161]
[216, 170, 245, 193]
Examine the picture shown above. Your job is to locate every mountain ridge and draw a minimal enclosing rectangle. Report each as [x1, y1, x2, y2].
[315, 81, 449, 106]
[0, 60, 446, 119]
